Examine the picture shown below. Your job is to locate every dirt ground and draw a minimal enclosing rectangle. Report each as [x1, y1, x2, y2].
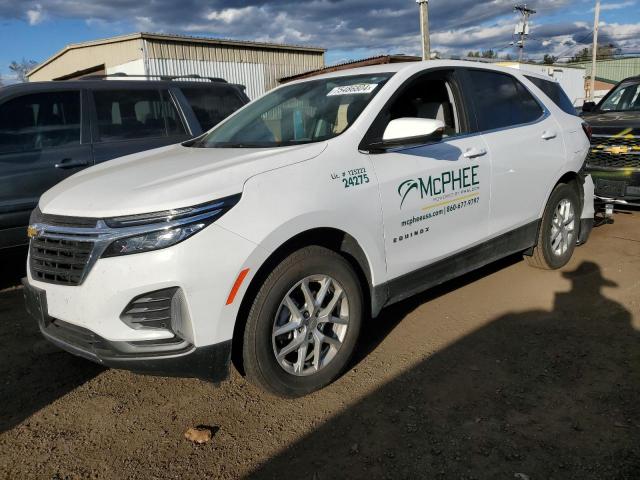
[1, 211, 639, 480]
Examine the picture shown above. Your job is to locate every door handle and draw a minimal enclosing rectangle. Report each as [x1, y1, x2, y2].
[463, 147, 487, 159]
[54, 158, 90, 169]
[541, 131, 557, 140]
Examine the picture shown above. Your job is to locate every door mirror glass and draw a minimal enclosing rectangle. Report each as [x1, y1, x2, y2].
[382, 118, 445, 145]
[582, 101, 597, 113]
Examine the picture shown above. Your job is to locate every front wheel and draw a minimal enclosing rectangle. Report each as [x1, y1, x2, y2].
[526, 182, 580, 270]
[242, 246, 363, 397]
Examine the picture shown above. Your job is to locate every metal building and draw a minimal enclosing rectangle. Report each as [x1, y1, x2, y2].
[26, 33, 326, 99]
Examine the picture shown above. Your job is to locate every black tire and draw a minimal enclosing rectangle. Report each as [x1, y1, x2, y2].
[526, 182, 580, 270]
[242, 246, 363, 398]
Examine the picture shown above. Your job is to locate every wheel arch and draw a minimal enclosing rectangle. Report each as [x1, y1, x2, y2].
[231, 227, 374, 375]
[539, 170, 583, 219]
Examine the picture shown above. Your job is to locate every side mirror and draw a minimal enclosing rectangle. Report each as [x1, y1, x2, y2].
[382, 118, 445, 146]
[582, 101, 597, 113]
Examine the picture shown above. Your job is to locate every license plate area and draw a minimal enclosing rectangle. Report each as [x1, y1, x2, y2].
[21, 279, 50, 327]
[596, 179, 626, 197]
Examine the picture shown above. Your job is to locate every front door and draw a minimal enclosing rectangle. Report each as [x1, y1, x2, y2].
[0, 90, 91, 247]
[365, 69, 491, 280]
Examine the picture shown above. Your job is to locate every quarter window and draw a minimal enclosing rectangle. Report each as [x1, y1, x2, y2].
[181, 87, 245, 131]
[93, 89, 185, 142]
[467, 70, 544, 131]
[525, 75, 577, 116]
[0, 91, 81, 155]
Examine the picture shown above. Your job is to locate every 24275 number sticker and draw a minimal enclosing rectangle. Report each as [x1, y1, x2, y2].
[343, 173, 370, 188]
[331, 167, 371, 189]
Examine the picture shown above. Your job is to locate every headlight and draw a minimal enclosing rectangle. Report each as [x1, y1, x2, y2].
[102, 222, 209, 257]
[101, 194, 240, 258]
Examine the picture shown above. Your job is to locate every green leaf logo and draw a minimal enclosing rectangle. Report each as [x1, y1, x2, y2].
[398, 179, 419, 209]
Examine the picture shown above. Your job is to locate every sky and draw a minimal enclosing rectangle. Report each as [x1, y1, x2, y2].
[0, 0, 639, 81]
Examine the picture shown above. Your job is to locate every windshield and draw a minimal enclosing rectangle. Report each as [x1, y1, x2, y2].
[195, 74, 393, 148]
[599, 81, 640, 112]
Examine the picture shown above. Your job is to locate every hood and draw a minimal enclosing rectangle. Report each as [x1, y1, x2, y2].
[40, 142, 327, 218]
[582, 110, 640, 136]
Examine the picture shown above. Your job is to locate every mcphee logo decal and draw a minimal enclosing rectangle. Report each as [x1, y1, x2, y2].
[398, 166, 480, 208]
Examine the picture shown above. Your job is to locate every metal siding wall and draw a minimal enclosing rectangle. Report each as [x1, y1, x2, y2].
[148, 58, 266, 99]
[570, 58, 640, 83]
[29, 39, 143, 81]
[145, 39, 324, 96]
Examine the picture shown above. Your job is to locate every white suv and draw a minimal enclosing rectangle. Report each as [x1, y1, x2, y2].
[23, 61, 595, 397]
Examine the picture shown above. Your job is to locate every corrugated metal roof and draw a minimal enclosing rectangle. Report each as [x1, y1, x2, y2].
[28, 32, 326, 77]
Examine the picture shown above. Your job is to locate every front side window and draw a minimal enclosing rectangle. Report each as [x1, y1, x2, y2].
[599, 82, 640, 112]
[467, 70, 544, 131]
[181, 86, 245, 131]
[196, 74, 393, 148]
[0, 91, 81, 155]
[93, 89, 186, 142]
[525, 75, 577, 116]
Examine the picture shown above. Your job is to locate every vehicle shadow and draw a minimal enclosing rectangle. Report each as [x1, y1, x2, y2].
[352, 254, 521, 368]
[251, 261, 640, 479]
[0, 288, 103, 433]
[0, 245, 28, 291]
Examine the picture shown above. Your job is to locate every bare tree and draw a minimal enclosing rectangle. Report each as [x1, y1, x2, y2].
[9, 58, 38, 83]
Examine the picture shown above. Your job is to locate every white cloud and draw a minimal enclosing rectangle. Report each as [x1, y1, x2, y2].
[597, 1, 636, 11]
[26, 4, 44, 25]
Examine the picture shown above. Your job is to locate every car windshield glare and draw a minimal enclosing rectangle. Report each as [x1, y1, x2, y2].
[599, 82, 640, 112]
[194, 74, 393, 148]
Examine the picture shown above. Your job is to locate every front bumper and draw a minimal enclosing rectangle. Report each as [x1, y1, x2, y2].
[588, 167, 640, 203]
[23, 279, 231, 382]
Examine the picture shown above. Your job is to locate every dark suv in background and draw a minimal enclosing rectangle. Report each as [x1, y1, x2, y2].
[582, 75, 640, 206]
[0, 76, 249, 249]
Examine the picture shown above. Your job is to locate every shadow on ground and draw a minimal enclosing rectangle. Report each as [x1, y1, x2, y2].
[251, 261, 640, 479]
[0, 246, 28, 291]
[0, 247, 103, 433]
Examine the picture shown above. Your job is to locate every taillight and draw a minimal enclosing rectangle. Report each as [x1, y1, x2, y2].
[582, 122, 593, 142]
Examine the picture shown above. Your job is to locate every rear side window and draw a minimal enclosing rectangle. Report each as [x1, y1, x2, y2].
[0, 91, 81, 155]
[466, 70, 544, 131]
[525, 76, 577, 116]
[181, 87, 245, 131]
[93, 89, 186, 142]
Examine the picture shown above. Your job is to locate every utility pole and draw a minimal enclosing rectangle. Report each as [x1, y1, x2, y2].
[514, 4, 536, 63]
[590, 0, 601, 102]
[416, 0, 430, 60]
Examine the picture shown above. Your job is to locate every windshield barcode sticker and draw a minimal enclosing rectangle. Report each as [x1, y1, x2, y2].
[327, 84, 378, 96]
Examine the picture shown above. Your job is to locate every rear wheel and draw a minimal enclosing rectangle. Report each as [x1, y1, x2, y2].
[526, 183, 580, 270]
[243, 246, 362, 397]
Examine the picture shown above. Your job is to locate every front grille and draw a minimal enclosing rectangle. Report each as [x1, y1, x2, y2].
[587, 136, 640, 169]
[30, 236, 94, 286]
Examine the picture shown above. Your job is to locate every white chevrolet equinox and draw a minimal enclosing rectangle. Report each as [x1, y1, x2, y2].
[23, 61, 595, 397]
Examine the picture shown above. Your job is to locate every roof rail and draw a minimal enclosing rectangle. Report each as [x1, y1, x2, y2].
[75, 73, 228, 83]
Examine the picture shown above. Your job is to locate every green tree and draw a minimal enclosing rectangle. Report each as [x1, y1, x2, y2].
[481, 49, 497, 59]
[543, 54, 558, 65]
[569, 43, 620, 63]
[9, 58, 38, 82]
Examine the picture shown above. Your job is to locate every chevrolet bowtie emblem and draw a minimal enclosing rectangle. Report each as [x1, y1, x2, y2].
[604, 146, 629, 155]
[27, 225, 39, 239]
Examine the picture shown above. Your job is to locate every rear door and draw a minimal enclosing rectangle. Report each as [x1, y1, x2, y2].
[90, 86, 191, 163]
[461, 68, 566, 236]
[0, 89, 91, 247]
